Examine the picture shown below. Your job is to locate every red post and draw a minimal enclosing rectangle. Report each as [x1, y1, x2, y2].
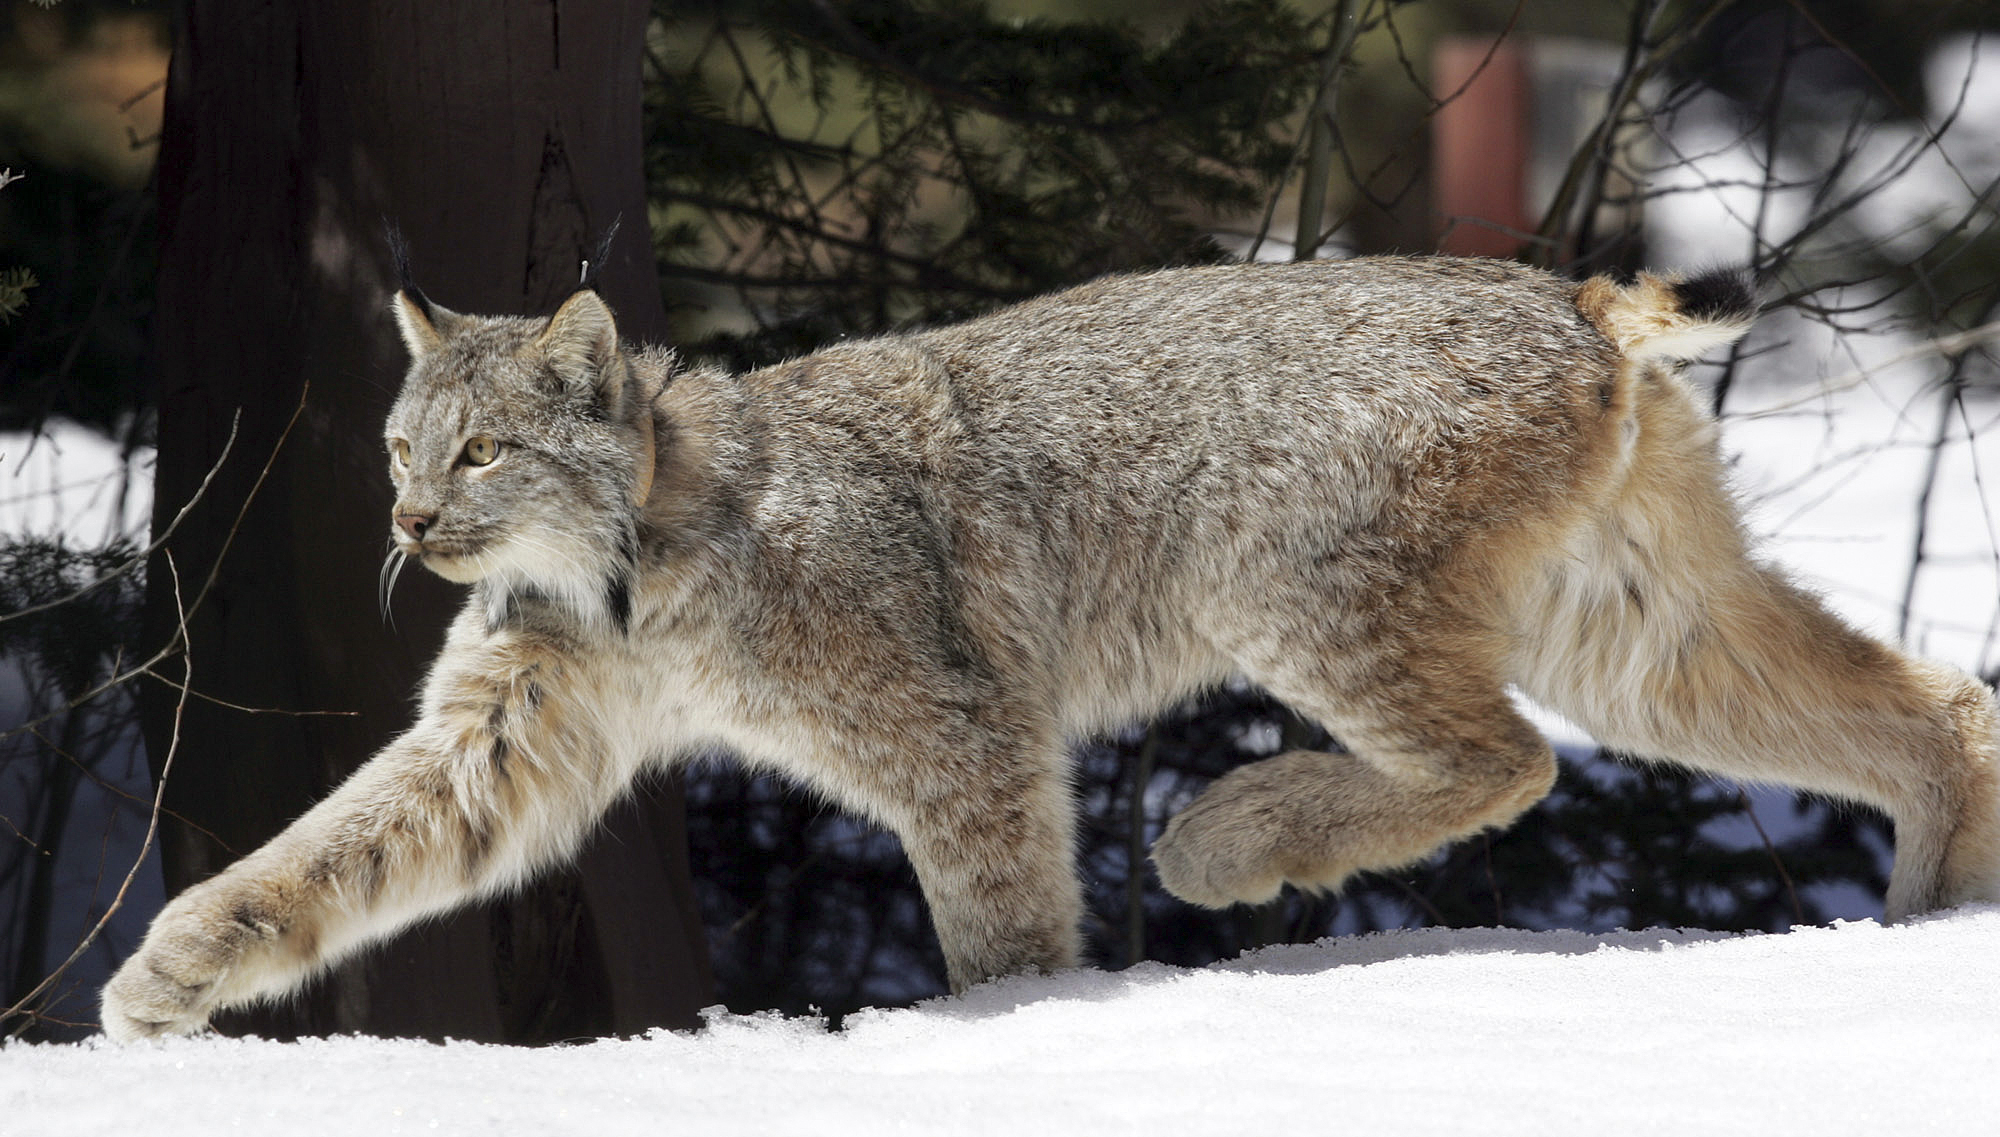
[1432, 38, 1532, 258]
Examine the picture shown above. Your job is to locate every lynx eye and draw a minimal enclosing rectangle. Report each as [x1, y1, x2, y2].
[463, 435, 500, 467]
[390, 438, 411, 467]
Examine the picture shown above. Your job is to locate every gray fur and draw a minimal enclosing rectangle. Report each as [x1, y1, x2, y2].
[100, 257, 2000, 1040]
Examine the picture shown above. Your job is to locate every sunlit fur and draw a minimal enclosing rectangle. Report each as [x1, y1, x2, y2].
[102, 257, 2000, 1042]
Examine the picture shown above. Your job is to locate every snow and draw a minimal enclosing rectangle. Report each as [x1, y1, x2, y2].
[0, 419, 151, 543]
[7, 908, 1998, 1134]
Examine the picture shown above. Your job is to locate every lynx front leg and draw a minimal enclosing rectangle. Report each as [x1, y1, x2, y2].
[1154, 643, 1555, 909]
[101, 637, 632, 1041]
[879, 743, 1084, 992]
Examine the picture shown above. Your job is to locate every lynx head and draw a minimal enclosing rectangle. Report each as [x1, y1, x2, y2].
[382, 286, 657, 633]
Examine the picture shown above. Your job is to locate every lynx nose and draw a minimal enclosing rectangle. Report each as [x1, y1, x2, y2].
[395, 511, 436, 542]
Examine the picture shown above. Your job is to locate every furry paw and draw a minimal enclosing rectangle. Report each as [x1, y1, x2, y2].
[1151, 786, 1293, 909]
[100, 883, 274, 1042]
[1152, 814, 1284, 908]
[1151, 753, 1355, 908]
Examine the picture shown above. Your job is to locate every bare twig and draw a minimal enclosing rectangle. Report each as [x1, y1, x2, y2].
[2, 553, 190, 1036]
[137, 669, 360, 719]
[116, 77, 166, 114]
[1530, 0, 1736, 269]
[0, 412, 239, 629]
[1, 389, 305, 748]
[1291, 0, 1361, 262]
[1728, 321, 2000, 422]
[23, 723, 235, 858]
[1735, 790, 1804, 926]
[1898, 298, 2000, 644]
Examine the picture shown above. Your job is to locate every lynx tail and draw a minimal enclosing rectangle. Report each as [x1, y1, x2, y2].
[1574, 267, 1757, 365]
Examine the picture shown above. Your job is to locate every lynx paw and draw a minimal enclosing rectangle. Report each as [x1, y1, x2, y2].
[100, 884, 274, 1042]
[1152, 755, 1353, 908]
[1152, 787, 1295, 909]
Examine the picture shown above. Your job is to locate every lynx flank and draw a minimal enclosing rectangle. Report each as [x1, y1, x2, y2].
[103, 257, 2000, 1040]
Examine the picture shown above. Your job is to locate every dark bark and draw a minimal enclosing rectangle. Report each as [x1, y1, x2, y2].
[142, 0, 712, 1042]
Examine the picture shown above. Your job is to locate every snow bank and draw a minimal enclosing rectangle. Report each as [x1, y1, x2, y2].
[8, 908, 1996, 1135]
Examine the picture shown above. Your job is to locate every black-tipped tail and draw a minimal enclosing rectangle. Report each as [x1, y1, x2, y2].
[1670, 267, 1757, 325]
[1576, 266, 1758, 364]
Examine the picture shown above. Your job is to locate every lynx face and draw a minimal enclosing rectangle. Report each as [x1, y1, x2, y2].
[383, 290, 654, 630]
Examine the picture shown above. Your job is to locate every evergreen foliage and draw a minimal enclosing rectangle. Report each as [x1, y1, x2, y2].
[644, 0, 1315, 368]
[0, 171, 29, 322]
[0, 266, 32, 323]
[0, 538, 142, 702]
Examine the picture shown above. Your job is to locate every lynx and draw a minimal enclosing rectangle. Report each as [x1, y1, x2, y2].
[103, 256, 2000, 1041]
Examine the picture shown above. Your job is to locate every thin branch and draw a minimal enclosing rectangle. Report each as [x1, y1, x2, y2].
[0, 412, 239, 628]
[0, 388, 306, 747]
[24, 723, 236, 858]
[1727, 321, 2000, 422]
[1735, 790, 1804, 926]
[137, 668, 360, 719]
[116, 77, 165, 114]
[2, 553, 190, 1036]
[1122, 724, 1160, 968]
[1530, 0, 1735, 269]
[1292, 0, 1361, 262]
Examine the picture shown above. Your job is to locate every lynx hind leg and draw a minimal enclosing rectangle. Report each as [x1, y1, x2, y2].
[1153, 639, 1556, 909]
[1519, 546, 2000, 921]
[1509, 388, 2000, 921]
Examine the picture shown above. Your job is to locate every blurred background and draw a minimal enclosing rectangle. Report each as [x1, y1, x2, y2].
[3, 0, 1997, 1041]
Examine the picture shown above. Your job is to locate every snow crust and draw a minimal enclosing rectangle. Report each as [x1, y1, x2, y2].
[9, 908, 1998, 1135]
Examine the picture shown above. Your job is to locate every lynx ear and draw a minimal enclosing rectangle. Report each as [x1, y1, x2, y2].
[391, 290, 456, 359]
[537, 289, 621, 398]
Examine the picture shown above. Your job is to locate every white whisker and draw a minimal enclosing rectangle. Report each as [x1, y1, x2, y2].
[377, 547, 409, 628]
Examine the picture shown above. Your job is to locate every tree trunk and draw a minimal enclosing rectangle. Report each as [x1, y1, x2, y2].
[142, 0, 713, 1042]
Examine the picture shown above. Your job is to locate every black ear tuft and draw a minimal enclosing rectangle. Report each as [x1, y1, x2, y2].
[578, 215, 622, 293]
[1671, 267, 1757, 324]
[384, 219, 436, 320]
